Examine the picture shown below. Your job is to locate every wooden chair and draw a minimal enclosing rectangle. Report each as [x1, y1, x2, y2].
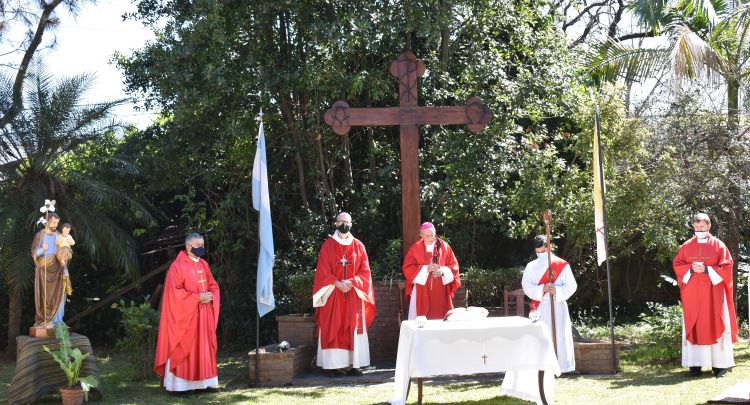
[503, 287, 527, 317]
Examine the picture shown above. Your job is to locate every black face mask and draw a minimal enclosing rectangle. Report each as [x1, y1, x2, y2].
[336, 224, 351, 234]
[190, 246, 206, 257]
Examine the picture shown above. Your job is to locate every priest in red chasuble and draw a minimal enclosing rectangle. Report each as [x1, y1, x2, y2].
[402, 222, 460, 320]
[312, 212, 376, 376]
[673, 213, 737, 378]
[155, 232, 220, 394]
[521, 235, 577, 372]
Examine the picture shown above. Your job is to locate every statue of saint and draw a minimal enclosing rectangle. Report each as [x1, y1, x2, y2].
[30, 211, 67, 330]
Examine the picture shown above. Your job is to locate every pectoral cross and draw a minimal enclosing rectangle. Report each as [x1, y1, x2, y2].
[197, 278, 207, 293]
[481, 354, 488, 365]
[324, 51, 492, 256]
[339, 256, 351, 300]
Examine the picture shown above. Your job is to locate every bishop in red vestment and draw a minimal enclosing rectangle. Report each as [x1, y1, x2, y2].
[673, 213, 737, 378]
[312, 212, 376, 375]
[402, 222, 460, 320]
[155, 233, 220, 392]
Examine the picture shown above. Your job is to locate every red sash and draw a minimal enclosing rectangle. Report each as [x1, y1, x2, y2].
[529, 258, 568, 311]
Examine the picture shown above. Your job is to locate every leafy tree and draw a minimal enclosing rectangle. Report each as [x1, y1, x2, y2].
[0, 65, 152, 355]
[586, 0, 750, 303]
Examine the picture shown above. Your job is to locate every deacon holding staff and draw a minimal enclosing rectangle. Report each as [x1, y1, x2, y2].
[521, 235, 577, 372]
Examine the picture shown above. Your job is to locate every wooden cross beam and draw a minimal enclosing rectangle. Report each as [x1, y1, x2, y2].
[324, 51, 492, 253]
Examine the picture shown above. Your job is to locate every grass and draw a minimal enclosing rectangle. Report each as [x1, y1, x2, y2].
[1, 340, 749, 404]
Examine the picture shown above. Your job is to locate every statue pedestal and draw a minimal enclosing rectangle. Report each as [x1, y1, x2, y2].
[28, 326, 55, 338]
[8, 334, 103, 405]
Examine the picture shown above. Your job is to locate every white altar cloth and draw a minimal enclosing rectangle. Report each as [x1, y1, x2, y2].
[390, 316, 561, 405]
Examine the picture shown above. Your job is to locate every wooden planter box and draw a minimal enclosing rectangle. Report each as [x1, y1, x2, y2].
[574, 340, 622, 374]
[277, 314, 317, 347]
[248, 344, 315, 387]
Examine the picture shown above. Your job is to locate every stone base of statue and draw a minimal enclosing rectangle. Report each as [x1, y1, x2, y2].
[8, 334, 103, 405]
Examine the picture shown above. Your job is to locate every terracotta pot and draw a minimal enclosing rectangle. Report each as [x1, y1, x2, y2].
[59, 386, 85, 405]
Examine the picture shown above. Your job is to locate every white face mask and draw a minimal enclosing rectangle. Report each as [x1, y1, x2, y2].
[536, 252, 547, 260]
[695, 231, 709, 240]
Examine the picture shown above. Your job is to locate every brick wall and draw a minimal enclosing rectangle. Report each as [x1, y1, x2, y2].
[277, 282, 468, 364]
[248, 344, 315, 386]
[573, 341, 621, 374]
[277, 314, 317, 347]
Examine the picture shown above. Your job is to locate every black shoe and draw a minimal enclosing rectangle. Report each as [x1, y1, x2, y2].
[689, 367, 701, 377]
[712, 367, 729, 378]
[170, 390, 190, 397]
[325, 368, 347, 377]
[197, 387, 221, 394]
[347, 368, 363, 376]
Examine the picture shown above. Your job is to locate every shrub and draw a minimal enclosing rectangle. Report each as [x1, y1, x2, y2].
[114, 299, 160, 380]
[463, 266, 524, 307]
[287, 271, 316, 314]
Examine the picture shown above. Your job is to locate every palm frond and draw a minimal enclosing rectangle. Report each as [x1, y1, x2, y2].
[585, 38, 670, 84]
[628, 0, 672, 34]
[669, 23, 727, 81]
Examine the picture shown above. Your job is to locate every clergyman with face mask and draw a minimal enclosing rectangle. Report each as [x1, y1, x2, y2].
[154, 232, 221, 395]
[673, 213, 737, 378]
[312, 212, 376, 376]
[521, 235, 577, 373]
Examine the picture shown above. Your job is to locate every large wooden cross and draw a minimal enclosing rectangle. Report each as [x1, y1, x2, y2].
[324, 50, 492, 253]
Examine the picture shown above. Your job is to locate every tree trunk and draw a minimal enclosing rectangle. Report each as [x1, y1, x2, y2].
[439, 0, 451, 72]
[6, 288, 21, 358]
[342, 135, 353, 187]
[279, 97, 309, 209]
[315, 134, 337, 216]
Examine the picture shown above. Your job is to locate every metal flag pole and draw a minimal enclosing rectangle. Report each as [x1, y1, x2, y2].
[254, 108, 263, 387]
[595, 108, 617, 371]
[543, 210, 557, 356]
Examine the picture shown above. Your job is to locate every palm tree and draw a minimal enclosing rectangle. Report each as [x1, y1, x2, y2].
[0, 63, 153, 356]
[585, 0, 750, 303]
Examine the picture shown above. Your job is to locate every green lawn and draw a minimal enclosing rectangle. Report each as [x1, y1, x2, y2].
[1, 343, 748, 404]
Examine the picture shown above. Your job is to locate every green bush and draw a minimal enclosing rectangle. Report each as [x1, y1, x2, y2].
[370, 239, 403, 281]
[574, 302, 683, 365]
[463, 266, 524, 307]
[115, 299, 160, 380]
[287, 271, 316, 314]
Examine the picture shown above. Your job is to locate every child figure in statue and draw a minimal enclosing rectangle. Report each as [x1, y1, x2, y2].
[56, 223, 74, 295]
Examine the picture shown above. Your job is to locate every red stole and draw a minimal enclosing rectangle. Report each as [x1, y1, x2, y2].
[529, 258, 568, 311]
[313, 237, 376, 351]
[673, 236, 737, 345]
[402, 239, 460, 320]
[154, 250, 220, 380]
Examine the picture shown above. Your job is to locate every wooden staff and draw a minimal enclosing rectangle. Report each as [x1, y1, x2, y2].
[43, 210, 49, 327]
[543, 210, 557, 356]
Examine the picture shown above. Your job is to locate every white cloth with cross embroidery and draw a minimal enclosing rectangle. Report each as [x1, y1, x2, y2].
[390, 317, 560, 405]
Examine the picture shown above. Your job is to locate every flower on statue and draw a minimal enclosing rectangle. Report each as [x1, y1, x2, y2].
[39, 199, 56, 213]
[36, 216, 47, 226]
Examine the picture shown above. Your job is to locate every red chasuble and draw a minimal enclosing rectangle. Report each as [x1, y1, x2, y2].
[155, 250, 220, 381]
[313, 236, 376, 351]
[673, 236, 737, 345]
[529, 257, 568, 311]
[403, 239, 460, 320]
